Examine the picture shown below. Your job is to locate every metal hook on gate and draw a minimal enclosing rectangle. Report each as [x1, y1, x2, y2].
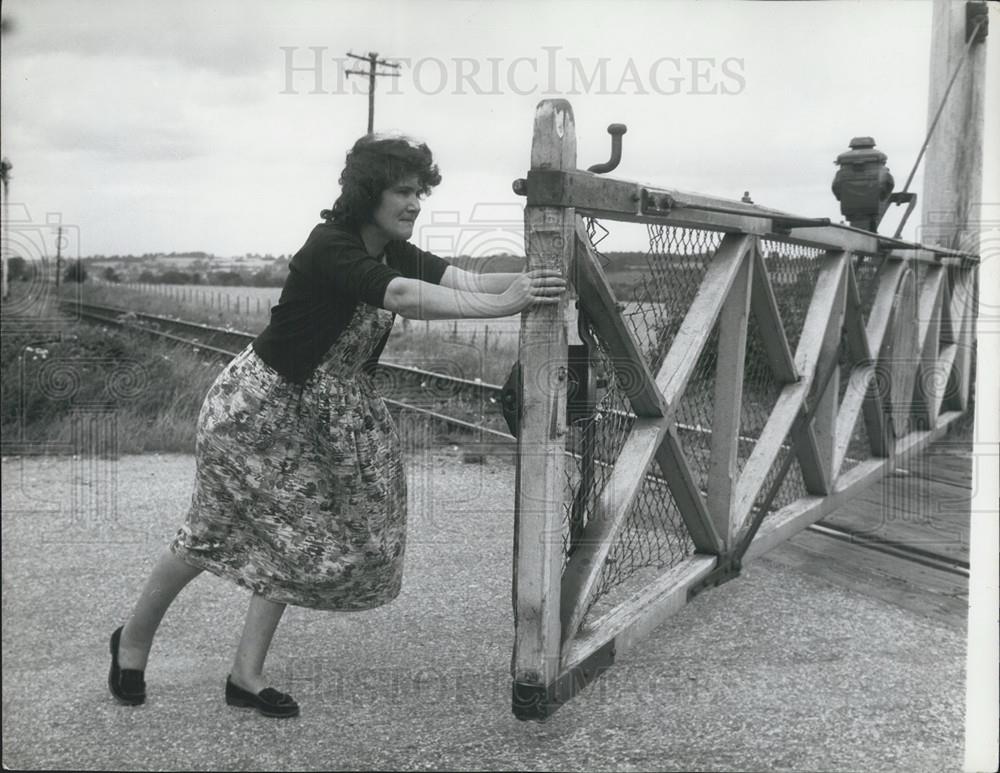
[587, 124, 628, 174]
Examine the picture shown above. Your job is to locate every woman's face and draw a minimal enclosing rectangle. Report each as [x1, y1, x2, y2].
[371, 175, 422, 242]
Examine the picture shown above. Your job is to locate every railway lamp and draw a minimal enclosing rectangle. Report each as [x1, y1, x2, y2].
[831, 136, 895, 233]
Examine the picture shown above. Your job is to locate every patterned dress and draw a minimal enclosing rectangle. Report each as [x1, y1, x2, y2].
[170, 302, 406, 610]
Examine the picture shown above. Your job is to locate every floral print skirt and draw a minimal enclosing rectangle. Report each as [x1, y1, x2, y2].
[171, 303, 405, 610]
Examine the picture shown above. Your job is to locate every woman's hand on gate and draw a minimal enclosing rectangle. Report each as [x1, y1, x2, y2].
[500, 269, 567, 314]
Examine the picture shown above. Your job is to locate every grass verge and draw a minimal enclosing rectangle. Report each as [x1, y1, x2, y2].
[4, 286, 220, 454]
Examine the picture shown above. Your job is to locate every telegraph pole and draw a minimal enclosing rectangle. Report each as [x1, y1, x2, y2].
[345, 51, 401, 134]
[55, 225, 62, 292]
[0, 157, 10, 301]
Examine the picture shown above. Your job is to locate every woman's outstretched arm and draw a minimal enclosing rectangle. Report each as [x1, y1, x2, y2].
[383, 269, 565, 320]
[438, 265, 522, 295]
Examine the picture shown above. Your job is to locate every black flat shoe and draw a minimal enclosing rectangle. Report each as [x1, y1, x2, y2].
[108, 626, 146, 706]
[225, 676, 299, 718]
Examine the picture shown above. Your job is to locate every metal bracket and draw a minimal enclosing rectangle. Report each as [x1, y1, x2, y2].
[967, 1, 988, 44]
[499, 347, 597, 438]
[687, 553, 742, 601]
[511, 640, 615, 721]
[500, 362, 521, 437]
[887, 191, 918, 239]
[640, 187, 676, 215]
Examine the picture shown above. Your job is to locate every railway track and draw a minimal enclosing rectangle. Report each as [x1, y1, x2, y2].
[63, 299, 514, 438]
[61, 298, 970, 581]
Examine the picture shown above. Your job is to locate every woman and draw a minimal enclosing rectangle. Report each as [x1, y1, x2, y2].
[108, 134, 566, 718]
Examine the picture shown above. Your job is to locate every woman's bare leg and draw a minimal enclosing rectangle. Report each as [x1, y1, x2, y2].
[117, 548, 203, 670]
[229, 593, 287, 694]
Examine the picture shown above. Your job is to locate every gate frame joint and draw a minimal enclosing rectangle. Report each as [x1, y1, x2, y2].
[686, 552, 743, 601]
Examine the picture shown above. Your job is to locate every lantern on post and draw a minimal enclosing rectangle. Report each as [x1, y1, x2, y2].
[831, 136, 895, 232]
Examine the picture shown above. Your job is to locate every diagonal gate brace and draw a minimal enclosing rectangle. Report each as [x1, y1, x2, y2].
[686, 331, 846, 601]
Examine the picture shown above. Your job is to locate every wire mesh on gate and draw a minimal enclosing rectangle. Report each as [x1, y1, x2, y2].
[565, 220, 725, 619]
[566, 224, 886, 624]
[838, 253, 884, 474]
[737, 239, 828, 513]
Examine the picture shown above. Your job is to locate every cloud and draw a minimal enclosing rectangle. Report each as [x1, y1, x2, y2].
[41, 119, 208, 162]
[2, 0, 280, 77]
[2, 49, 222, 163]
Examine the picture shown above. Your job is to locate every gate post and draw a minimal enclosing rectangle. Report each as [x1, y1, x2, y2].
[920, 0, 987, 411]
[511, 100, 576, 716]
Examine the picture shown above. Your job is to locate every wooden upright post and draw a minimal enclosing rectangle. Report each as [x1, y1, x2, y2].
[921, 0, 987, 411]
[921, 0, 987, 249]
[920, 6, 994, 770]
[706, 244, 753, 546]
[511, 100, 575, 707]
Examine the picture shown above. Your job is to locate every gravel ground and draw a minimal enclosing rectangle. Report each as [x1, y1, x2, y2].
[2, 450, 966, 772]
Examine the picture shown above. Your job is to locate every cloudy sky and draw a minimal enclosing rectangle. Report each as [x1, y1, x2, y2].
[0, 0, 974, 259]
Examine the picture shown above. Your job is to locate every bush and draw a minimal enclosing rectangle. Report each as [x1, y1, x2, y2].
[208, 270, 243, 286]
[251, 267, 286, 287]
[159, 269, 198, 284]
[64, 260, 88, 283]
[8, 256, 34, 282]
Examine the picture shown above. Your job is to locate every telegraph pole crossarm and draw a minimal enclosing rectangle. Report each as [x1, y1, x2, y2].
[345, 51, 401, 134]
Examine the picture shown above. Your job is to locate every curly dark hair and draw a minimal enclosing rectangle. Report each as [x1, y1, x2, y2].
[321, 134, 441, 227]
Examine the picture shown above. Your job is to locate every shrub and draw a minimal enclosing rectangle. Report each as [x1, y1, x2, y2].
[64, 260, 88, 283]
[8, 256, 33, 281]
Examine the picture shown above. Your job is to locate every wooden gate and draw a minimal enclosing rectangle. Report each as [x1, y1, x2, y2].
[509, 99, 979, 719]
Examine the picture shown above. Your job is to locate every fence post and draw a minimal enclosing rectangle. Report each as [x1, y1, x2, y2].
[511, 99, 575, 708]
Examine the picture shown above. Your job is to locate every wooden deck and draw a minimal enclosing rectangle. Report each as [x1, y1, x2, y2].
[762, 427, 974, 628]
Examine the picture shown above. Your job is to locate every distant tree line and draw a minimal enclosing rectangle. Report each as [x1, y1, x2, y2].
[5, 250, 657, 289]
[132, 266, 288, 287]
[3, 256, 91, 284]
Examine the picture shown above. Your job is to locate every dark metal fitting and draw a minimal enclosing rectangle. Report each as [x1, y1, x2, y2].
[967, 1, 988, 43]
[771, 216, 832, 235]
[687, 554, 742, 601]
[511, 640, 614, 721]
[587, 123, 628, 174]
[512, 178, 528, 196]
[640, 188, 675, 214]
